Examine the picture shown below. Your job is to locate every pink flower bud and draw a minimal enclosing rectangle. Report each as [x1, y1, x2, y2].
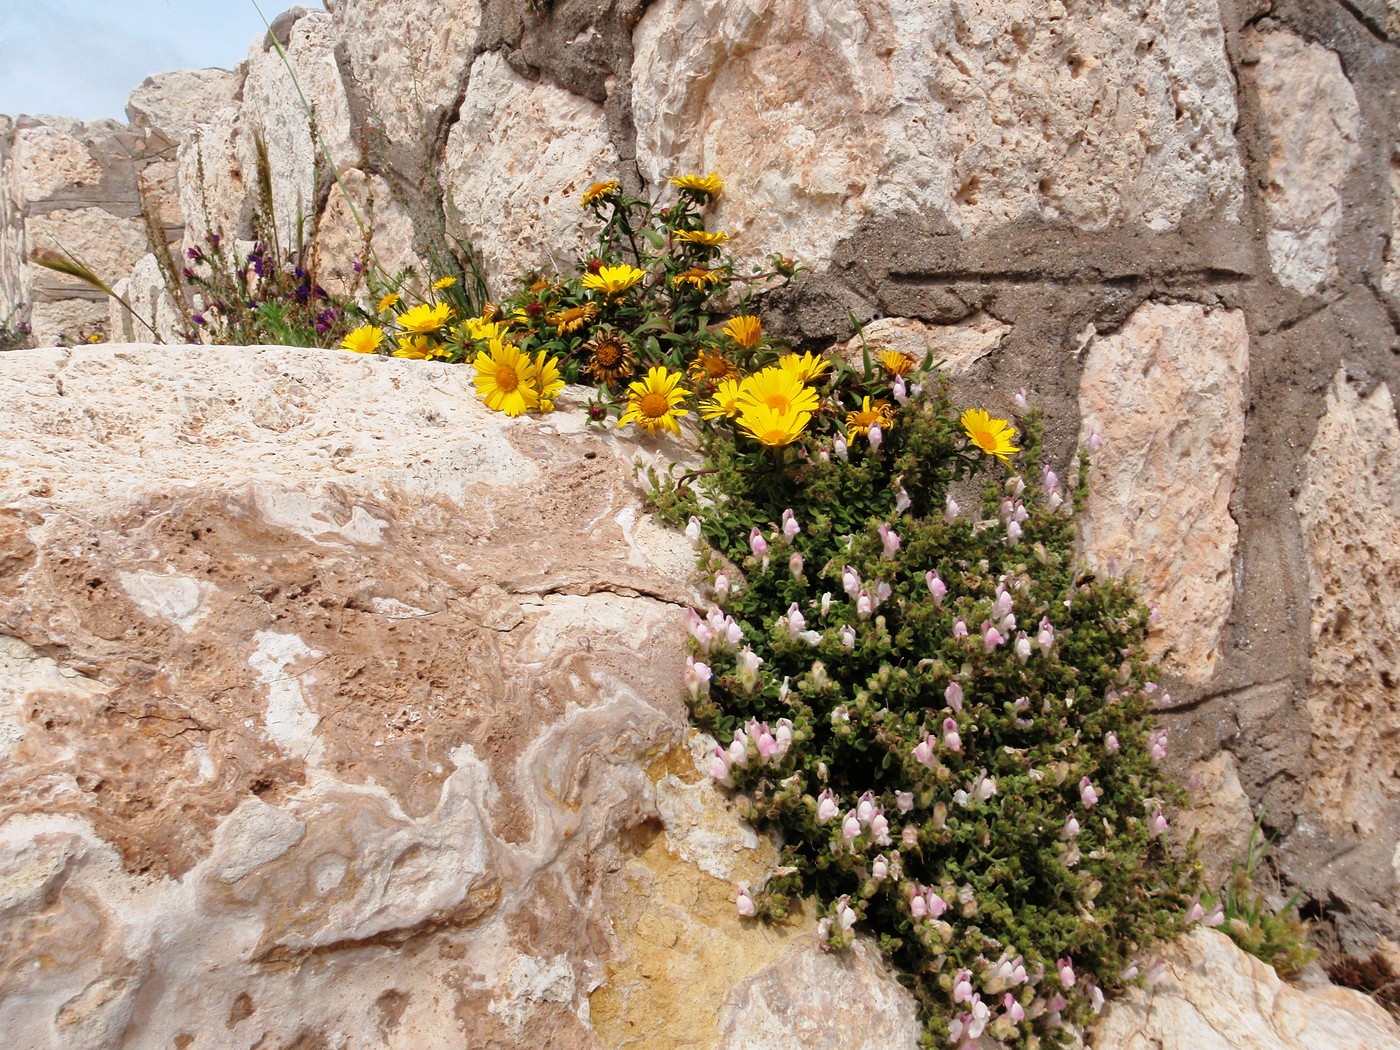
[709, 749, 731, 784]
[1149, 807, 1168, 837]
[1079, 777, 1099, 808]
[1087, 427, 1103, 451]
[781, 508, 800, 540]
[816, 789, 839, 824]
[833, 433, 848, 461]
[878, 523, 901, 559]
[856, 593, 874, 620]
[1036, 617, 1055, 652]
[749, 527, 768, 560]
[926, 890, 948, 917]
[1015, 632, 1032, 663]
[1104, 731, 1119, 752]
[992, 590, 1014, 619]
[713, 573, 730, 600]
[1057, 958, 1076, 988]
[684, 656, 712, 700]
[820, 592, 832, 618]
[982, 622, 1004, 652]
[789, 551, 804, 578]
[868, 425, 882, 451]
[943, 717, 962, 752]
[895, 790, 914, 813]
[953, 969, 974, 1002]
[1186, 898, 1205, 923]
[839, 624, 856, 650]
[911, 893, 927, 919]
[842, 811, 861, 842]
[1006, 519, 1022, 545]
[925, 571, 947, 604]
[685, 516, 702, 548]
[1004, 992, 1025, 1022]
[902, 825, 920, 848]
[945, 682, 963, 711]
[893, 375, 908, 405]
[944, 495, 960, 523]
[842, 565, 861, 599]
[1063, 816, 1081, 839]
[737, 885, 756, 917]
[895, 487, 911, 514]
[784, 603, 806, 639]
[738, 648, 763, 692]
[1204, 901, 1225, 927]
[953, 617, 968, 639]
[870, 812, 890, 845]
[1014, 386, 1030, 412]
[856, 792, 877, 825]
[913, 737, 935, 768]
[1149, 729, 1168, 762]
[727, 735, 748, 767]
[871, 854, 889, 880]
[836, 896, 857, 932]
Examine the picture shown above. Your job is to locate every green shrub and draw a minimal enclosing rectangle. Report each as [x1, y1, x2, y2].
[654, 385, 1200, 1047]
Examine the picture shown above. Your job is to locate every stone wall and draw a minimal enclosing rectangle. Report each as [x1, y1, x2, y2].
[1, 0, 1399, 1037]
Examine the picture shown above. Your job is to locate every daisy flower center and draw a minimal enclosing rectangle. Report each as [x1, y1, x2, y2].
[641, 392, 671, 419]
[495, 366, 521, 394]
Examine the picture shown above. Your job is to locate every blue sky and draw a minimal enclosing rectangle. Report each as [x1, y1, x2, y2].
[0, 1, 323, 122]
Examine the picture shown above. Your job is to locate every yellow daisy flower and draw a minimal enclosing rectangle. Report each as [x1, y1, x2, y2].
[846, 396, 895, 437]
[464, 317, 509, 343]
[340, 324, 384, 354]
[581, 179, 620, 207]
[547, 301, 599, 335]
[688, 348, 741, 386]
[670, 173, 724, 198]
[778, 351, 831, 385]
[673, 229, 730, 246]
[397, 302, 453, 335]
[582, 328, 637, 387]
[618, 366, 690, 435]
[737, 403, 812, 447]
[723, 315, 761, 349]
[377, 292, 400, 314]
[531, 351, 565, 413]
[736, 366, 820, 418]
[582, 263, 646, 298]
[700, 377, 745, 420]
[433, 276, 458, 290]
[672, 266, 725, 290]
[393, 334, 436, 360]
[474, 339, 541, 417]
[961, 408, 1020, 465]
[877, 348, 917, 377]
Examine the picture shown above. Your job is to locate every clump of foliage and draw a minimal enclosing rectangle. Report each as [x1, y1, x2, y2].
[1200, 815, 1317, 978]
[1327, 952, 1400, 1019]
[652, 350, 1203, 1045]
[0, 306, 32, 351]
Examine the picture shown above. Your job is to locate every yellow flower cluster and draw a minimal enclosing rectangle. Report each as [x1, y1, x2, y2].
[698, 351, 831, 447]
[473, 339, 564, 417]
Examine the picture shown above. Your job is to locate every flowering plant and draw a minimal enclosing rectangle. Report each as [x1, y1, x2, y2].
[657, 379, 1203, 1047]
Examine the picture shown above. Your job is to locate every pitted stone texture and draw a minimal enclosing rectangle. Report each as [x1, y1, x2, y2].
[27, 300, 110, 348]
[0, 344, 921, 1048]
[443, 52, 619, 286]
[311, 169, 418, 298]
[238, 11, 359, 253]
[1077, 303, 1249, 684]
[108, 253, 184, 344]
[326, 0, 481, 141]
[1089, 928, 1400, 1049]
[632, 0, 1244, 268]
[177, 105, 252, 248]
[25, 207, 149, 299]
[1172, 752, 1256, 890]
[126, 69, 244, 146]
[837, 313, 1011, 375]
[1246, 29, 1360, 297]
[10, 123, 103, 203]
[1296, 373, 1400, 836]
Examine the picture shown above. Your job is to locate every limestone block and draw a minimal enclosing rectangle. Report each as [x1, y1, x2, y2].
[311, 169, 418, 298]
[177, 105, 252, 248]
[24, 207, 150, 298]
[1077, 302, 1249, 684]
[837, 313, 1011, 375]
[10, 124, 102, 203]
[1296, 373, 1400, 835]
[26, 300, 109, 347]
[238, 11, 359, 253]
[327, 0, 481, 139]
[107, 253, 184, 344]
[0, 344, 923, 1047]
[126, 68, 243, 146]
[1090, 928, 1400, 1049]
[443, 52, 619, 288]
[1172, 752, 1257, 890]
[1246, 29, 1361, 296]
[632, 0, 1244, 268]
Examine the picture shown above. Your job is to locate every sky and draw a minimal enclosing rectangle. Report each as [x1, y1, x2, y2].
[0, 0, 324, 122]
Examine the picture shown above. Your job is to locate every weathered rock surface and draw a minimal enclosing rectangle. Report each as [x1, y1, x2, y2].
[326, 0, 482, 141]
[632, 0, 1244, 267]
[1296, 372, 1400, 837]
[443, 51, 619, 285]
[239, 10, 359, 253]
[126, 69, 243, 146]
[310, 168, 418, 297]
[1089, 929, 1400, 1049]
[0, 344, 920, 1048]
[837, 313, 1011, 375]
[1077, 302, 1249, 684]
[1245, 29, 1361, 297]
